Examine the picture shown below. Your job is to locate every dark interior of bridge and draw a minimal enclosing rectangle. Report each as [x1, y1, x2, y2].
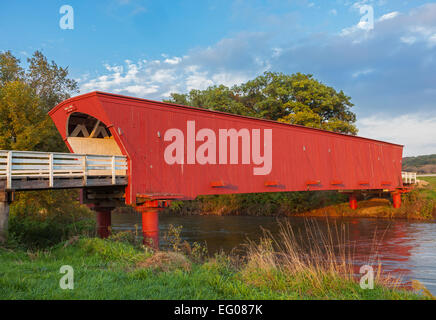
[67, 112, 112, 138]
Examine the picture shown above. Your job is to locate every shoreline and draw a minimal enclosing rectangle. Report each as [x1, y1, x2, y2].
[163, 197, 436, 221]
[292, 198, 436, 220]
[164, 176, 436, 221]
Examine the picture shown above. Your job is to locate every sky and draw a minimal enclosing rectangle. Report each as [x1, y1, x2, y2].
[1, 0, 435, 156]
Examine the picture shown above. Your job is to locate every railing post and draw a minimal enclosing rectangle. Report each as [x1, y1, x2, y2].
[6, 151, 12, 190]
[82, 155, 87, 186]
[49, 153, 54, 187]
[111, 156, 116, 185]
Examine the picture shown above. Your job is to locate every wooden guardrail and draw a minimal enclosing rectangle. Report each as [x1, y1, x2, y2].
[0, 150, 127, 190]
[401, 171, 417, 185]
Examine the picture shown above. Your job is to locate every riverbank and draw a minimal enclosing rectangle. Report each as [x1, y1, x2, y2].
[0, 232, 428, 300]
[295, 196, 435, 220]
[297, 177, 436, 220]
[165, 180, 436, 220]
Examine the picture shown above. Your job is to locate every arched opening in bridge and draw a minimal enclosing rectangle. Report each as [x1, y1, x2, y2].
[66, 112, 123, 155]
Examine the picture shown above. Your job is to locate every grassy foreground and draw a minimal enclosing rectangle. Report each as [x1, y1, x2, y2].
[0, 225, 428, 300]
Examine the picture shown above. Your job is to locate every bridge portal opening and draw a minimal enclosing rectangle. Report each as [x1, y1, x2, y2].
[66, 112, 123, 155]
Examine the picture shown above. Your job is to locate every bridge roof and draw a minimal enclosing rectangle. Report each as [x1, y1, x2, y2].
[49, 91, 403, 148]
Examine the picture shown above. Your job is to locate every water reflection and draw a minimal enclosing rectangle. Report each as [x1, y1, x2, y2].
[112, 212, 436, 294]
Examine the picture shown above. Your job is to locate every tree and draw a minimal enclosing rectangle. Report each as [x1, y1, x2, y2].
[0, 81, 51, 150]
[166, 71, 357, 135]
[167, 85, 255, 117]
[0, 51, 88, 246]
[0, 51, 77, 152]
[26, 51, 79, 113]
[0, 51, 24, 85]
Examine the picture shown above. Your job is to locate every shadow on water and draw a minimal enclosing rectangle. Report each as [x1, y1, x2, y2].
[112, 212, 436, 294]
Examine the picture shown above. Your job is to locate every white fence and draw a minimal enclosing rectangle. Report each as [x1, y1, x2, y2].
[0, 150, 127, 189]
[401, 171, 417, 184]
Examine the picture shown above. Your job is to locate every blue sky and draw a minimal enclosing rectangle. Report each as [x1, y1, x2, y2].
[1, 0, 436, 156]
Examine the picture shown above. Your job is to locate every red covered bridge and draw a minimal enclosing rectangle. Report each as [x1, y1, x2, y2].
[0, 91, 408, 246]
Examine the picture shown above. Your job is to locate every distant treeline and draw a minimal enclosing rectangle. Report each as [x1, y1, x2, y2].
[403, 154, 436, 174]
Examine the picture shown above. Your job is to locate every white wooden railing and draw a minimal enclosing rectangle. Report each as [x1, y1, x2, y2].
[0, 150, 127, 189]
[401, 171, 417, 184]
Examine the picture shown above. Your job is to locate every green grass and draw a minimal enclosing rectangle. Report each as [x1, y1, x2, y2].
[418, 177, 436, 200]
[0, 237, 426, 300]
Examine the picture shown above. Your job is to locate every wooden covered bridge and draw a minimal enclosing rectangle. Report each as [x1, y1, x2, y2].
[0, 91, 415, 246]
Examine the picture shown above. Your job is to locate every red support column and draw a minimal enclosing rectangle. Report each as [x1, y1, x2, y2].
[136, 200, 168, 249]
[392, 192, 402, 209]
[349, 194, 357, 210]
[95, 208, 112, 238]
[140, 207, 159, 248]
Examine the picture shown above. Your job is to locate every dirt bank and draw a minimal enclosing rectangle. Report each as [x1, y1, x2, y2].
[294, 198, 435, 220]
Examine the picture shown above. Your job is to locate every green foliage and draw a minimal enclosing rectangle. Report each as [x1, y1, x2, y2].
[107, 230, 143, 248]
[26, 51, 78, 113]
[400, 190, 434, 219]
[0, 51, 24, 85]
[403, 154, 436, 168]
[167, 191, 348, 216]
[163, 224, 208, 262]
[165, 71, 357, 134]
[403, 154, 436, 173]
[0, 50, 73, 152]
[168, 85, 254, 116]
[419, 177, 436, 200]
[164, 224, 184, 252]
[8, 190, 95, 249]
[0, 81, 61, 151]
[78, 238, 148, 263]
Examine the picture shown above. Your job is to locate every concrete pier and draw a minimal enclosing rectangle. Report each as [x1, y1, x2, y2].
[95, 208, 112, 238]
[0, 192, 13, 243]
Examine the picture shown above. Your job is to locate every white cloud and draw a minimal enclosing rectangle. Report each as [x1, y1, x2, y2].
[429, 34, 436, 47]
[164, 57, 182, 65]
[79, 32, 269, 99]
[357, 113, 436, 156]
[80, 53, 257, 98]
[400, 36, 416, 45]
[378, 11, 399, 22]
[185, 71, 214, 91]
[119, 85, 158, 95]
[352, 68, 374, 78]
[211, 72, 251, 88]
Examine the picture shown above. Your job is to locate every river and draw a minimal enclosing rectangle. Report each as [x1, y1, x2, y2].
[112, 212, 436, 294]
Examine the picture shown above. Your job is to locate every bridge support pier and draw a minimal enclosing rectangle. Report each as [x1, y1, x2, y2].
[138, 206, 160, 249]
[392, 192, 402, 209]
[349, 194, 357, 210]
[82, 188, 125, 239]
[136, 200, 169, 249]
[0, 192, 13, 243]
[94, 208, 112, 238]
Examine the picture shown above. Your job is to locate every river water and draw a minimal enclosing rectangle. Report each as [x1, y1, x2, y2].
[112, 213, 436, 294]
